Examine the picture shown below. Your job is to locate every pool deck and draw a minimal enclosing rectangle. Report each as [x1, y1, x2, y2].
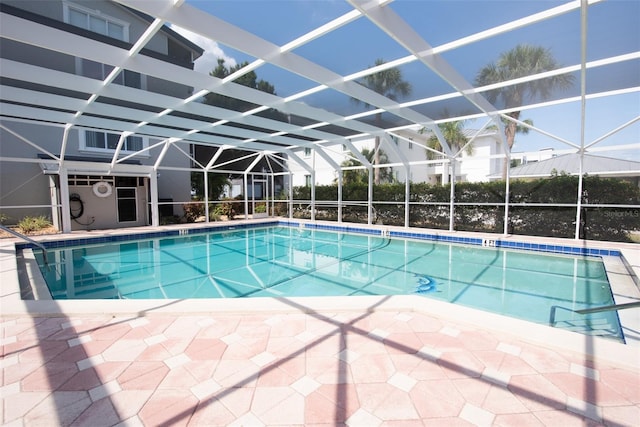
[1, 220, 639, 426]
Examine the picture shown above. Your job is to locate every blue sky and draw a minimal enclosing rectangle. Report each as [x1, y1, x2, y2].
[178, 0, 639, 160]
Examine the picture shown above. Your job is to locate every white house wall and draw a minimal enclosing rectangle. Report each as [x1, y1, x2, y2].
[455, 139, 502, 183]
[288, 133, 503, 187]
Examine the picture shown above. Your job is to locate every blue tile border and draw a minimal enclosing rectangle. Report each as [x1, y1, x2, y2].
[15, 221, 281, 251]
[15, 220, 621, 258]
[279, 221, 620, 257]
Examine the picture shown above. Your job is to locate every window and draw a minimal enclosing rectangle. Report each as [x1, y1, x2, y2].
[79, 59, 141, 88]
[304, 175, 312, 187]
[408, 138, 413, 150]
[67, 3, 141, 88]
[68, 175, 114, 186]
[82, 131, 145, 153]
[64, 2, 129, 41]
[304, 147, 312, 158]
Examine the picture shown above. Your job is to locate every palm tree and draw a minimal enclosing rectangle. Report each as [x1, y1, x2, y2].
[475, 44, 574, 179]
[338, 148, 394, 185]
[355, 59, 412, 184]
[425, 121, 471, 161]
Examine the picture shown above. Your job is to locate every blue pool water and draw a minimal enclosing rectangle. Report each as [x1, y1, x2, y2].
[34, 226, 622, 340]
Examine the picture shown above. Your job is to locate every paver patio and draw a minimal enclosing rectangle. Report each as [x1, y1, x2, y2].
[2, 308, 639, 426]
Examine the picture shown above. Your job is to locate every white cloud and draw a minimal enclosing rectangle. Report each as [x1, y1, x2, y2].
[169, 24, 236, 74]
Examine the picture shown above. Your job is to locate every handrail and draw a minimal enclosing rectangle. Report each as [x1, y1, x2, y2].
[550, 301, 640, 326]
[0, 225, 48, 265]
[575, 301, 640, 315]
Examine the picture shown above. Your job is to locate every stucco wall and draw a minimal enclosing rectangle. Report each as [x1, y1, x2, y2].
[68, 181, 147, 231]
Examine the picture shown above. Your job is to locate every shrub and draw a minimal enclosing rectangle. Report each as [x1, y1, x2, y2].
[17, 215, 52, 234]
[215, 197, 243, 219]
[291, 176, 640, 241]
[182, 202, 204, 223]
[273, 200, 288, 216]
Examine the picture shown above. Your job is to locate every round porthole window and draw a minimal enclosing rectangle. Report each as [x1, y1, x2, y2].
[92, 181, 113, 198]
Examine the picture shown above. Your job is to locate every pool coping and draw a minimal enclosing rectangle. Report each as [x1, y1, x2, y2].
[1, 219, 639, 370]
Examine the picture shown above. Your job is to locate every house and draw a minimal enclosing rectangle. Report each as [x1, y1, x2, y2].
[0, 0, 203, 231]
[288, 127, 503, 186]
[503, 153, 640, 186]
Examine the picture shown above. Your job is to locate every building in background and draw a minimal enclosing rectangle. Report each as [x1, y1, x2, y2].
[288, 128, 504, 186]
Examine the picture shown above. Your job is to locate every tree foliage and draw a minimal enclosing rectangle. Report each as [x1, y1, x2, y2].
[204, 59, 276, 112]
[355, 59, 412, 184]
[476, 44, 574, 178]
[424, 120, 471, 160]
[190, 171, 229, 201]
[339, 148, 395, 185]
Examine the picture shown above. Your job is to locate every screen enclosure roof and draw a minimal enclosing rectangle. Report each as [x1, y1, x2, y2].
[0, 0, 638, 175]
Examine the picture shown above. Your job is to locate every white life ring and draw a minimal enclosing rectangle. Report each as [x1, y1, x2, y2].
[92, 181, 113, 198]
[94, 261, 116, 275]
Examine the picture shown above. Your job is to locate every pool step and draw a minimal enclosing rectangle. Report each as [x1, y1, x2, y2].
[554, 316, 621, 340]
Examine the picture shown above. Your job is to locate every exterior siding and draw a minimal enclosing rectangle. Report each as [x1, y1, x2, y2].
[0, 122, 64, 223]
[0, 0, 199, 230]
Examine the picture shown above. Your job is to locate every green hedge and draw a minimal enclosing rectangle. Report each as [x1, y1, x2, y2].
[292, 176, 640, 242]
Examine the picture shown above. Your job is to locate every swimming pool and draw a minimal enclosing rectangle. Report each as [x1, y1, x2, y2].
[32, 224, 623, 341]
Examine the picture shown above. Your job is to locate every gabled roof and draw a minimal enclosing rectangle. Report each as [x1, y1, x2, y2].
[506, 153, 640, 178]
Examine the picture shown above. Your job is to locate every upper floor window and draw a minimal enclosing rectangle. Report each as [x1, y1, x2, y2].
[79, 59, 141, 87]
[81, 130, 146, 154]
[304, 147, 312, 158]
[64, 2, 129, 42]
